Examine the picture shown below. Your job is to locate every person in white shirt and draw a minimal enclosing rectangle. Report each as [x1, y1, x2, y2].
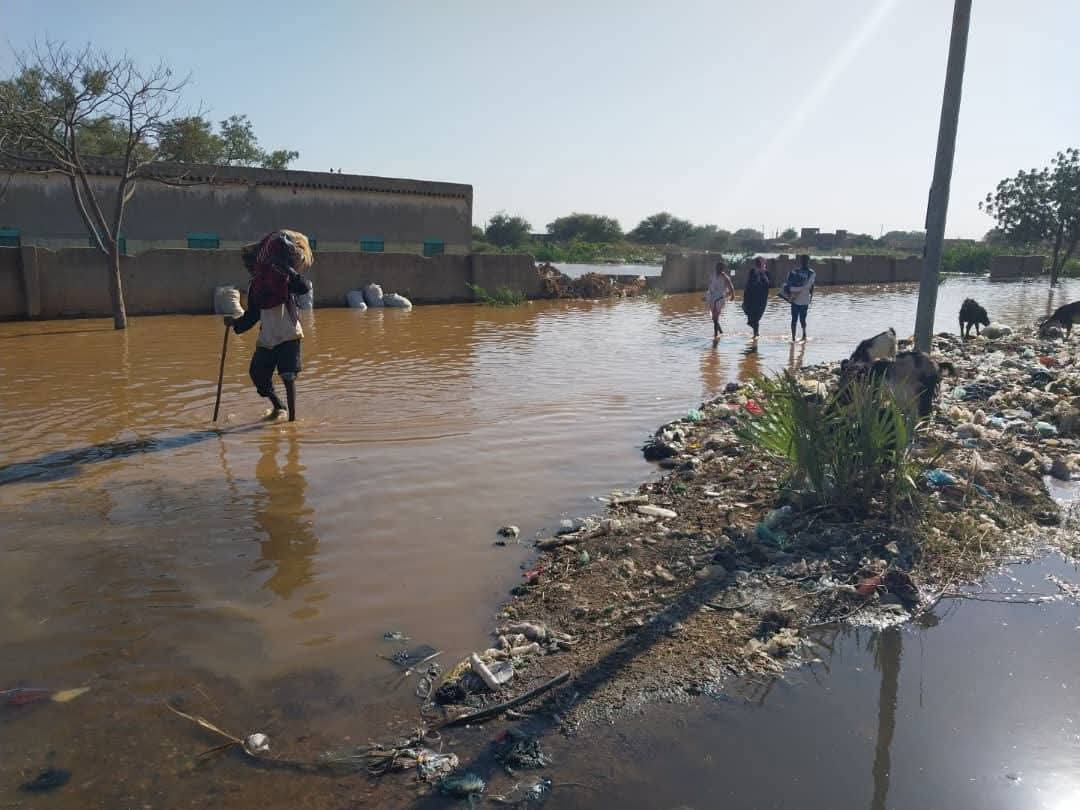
[706, 260, 736, 338]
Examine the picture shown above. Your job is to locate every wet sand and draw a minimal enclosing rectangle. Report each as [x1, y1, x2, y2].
[0, 277, 1077, 807]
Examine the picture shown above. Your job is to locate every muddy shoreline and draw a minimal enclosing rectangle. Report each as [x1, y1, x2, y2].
[388, 326, 1080, 802]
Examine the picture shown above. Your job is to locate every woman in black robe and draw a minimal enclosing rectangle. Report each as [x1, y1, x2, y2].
[742, 256, 772, 338]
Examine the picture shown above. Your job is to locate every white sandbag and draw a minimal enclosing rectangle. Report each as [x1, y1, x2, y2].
[213, 286, 243, 317]
[383, 292, 413, 309]
[363, 283, 384, 307]
[346, 290, 368, 309]
[297, 282, 314, 311]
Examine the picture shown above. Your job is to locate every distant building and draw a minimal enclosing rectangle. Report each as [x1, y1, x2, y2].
[0, 159, 473, 256]
[798, 226, 847, 250]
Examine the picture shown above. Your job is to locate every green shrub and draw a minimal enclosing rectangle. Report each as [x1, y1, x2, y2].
[737, 373, 923, 515]
[940, 244, 995, 274]
[466, 282, 526, 306]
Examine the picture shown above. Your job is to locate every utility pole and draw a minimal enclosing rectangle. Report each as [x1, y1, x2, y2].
[914, 0, 972, 353]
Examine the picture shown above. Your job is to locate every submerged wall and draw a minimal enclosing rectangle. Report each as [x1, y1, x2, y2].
[989, 255, 1044, 279]
[0, 247, 541, 320]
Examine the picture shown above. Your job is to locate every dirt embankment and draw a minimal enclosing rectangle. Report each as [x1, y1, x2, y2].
[436, 328, 1079, 731]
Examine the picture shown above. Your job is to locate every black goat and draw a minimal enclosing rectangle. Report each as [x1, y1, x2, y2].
[959, 298, 989, 338]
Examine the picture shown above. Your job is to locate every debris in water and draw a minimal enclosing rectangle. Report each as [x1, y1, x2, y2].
[498, 525, 521, 540]
[418, 750, 460, 782]
[380, 644, 440, 670]
[2, 685, 90, 707]
[244, 733, 271, 755]
[495, 728, 551, 773]
[20, 768, 71, 793]
[438, 771, 486, 799]
[382, 630, 410, 642]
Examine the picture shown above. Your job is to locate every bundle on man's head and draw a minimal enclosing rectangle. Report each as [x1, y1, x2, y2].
[241, 229, 314, 273]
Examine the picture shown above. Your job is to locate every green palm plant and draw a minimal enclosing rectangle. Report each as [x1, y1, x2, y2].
[737, 373, 923, 515]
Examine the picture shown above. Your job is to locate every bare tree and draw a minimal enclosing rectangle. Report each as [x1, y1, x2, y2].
[0, 43, 192, 329]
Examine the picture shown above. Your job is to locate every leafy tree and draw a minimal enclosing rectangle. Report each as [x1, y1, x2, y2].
[157, 115, 223, 164]
[628, 212, 696, 245]
[484, 211, 532, 247]
[0, 43, 192, 329]
[218, 114, 262, 166]
[780, 227, 798, 241]
[879, 230, 926, 250]
[546, 212, 623, 243]
[732, 228, 765, 250]
[686, 224, 730, 250]
[260, 148, 299, 170]
[980, 148, 1080, 285]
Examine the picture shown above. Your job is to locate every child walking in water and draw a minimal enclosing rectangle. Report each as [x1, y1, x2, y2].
[225, 230, 314, 421]
[706, 261, 736, 338]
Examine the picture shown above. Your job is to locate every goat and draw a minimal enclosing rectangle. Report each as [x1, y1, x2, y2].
[839, 351, 955, 419]
[849, 328, 897, 364]
[1040, 301, 1080, 338]
[959, 298, 989, 338]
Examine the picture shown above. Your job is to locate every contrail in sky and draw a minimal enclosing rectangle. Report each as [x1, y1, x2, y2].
[726, 0, 903, 207]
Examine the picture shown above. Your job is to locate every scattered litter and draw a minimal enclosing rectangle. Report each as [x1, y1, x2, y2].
[498, 525, 521, 540]
[926, 469, 958, 487]
[380, 645, 441, 670]
[438, 772, 486, 799]
[636, 504, 677, 519]
[383, 630, 410, 642]
[686, 409, 704, 422]
[495, 728, 551, 773]
[2, 686, 90, 707]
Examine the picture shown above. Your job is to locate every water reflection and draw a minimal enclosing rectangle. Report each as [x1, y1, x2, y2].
[701, 340, 728, 399]
[737, 343, 762, 382]
[870, 628, 902, 810]
[253, 430, 320, 601]
[789, 340, 807, 370]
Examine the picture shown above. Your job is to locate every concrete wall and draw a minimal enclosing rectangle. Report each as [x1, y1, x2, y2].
[0, 166, 472, 255]
[990, 255, 1044, 279]
[0, 246, 541, 320]
[0, 246, 21, 320]
[658, 252, 928, 292]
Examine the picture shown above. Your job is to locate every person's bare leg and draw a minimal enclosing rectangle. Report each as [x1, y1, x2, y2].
[283, 376, 297, 422]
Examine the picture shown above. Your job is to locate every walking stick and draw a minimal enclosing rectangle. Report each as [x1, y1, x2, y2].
[212, 323, 230, 423]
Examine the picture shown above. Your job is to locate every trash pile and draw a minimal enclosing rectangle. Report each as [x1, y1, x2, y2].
[537, 264, 649, 299]
[493, 327, 1077, 725]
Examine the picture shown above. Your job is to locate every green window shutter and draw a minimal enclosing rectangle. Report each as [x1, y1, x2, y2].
[423, 240, 445, 257]
[187, 232, 220, 249]
[360, 238, 384, 253]
[0, 227, 20, 248]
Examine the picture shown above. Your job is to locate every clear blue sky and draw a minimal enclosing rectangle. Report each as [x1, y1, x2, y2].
[3, 0, 1077, 238]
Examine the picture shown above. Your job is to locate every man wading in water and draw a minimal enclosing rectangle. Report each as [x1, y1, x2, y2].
[225, 230, 313, 422]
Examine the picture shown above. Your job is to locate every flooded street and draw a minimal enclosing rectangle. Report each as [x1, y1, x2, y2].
[1, 276, 1077, 807]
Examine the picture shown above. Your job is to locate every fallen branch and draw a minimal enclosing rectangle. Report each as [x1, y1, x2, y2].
[438, 671, 571, 729]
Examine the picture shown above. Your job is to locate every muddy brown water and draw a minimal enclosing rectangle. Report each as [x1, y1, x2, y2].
[0, 277, 1076, 807]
